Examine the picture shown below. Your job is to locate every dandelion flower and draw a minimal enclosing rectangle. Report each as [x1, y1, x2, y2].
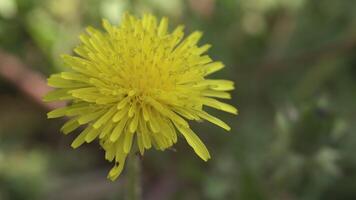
[44, 13, 237, 181]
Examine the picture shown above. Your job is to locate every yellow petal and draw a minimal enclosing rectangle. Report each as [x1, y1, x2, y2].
[110, 116, 129, 142]
[71, 126, 92, 148]
[201, 97, 237, 114]
[93, 106, 116, 129]
[61, 118, 80, 134]
[124, 131, 135, 153]
[175, 124, 210, 161]
[197, 110, 231, 131]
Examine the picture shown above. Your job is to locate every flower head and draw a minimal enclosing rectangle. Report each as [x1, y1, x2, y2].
[44, 13, 237, 180]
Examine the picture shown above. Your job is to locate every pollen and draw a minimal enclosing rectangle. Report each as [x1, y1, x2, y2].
[44, 13, 237, 181]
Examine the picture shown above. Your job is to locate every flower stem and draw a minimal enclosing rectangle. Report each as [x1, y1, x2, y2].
[126, 153, 142, 200]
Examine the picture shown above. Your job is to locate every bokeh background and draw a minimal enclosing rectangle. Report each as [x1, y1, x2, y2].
[1, 0, 356, 199]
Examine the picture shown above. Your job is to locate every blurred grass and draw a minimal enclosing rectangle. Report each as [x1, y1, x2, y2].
[1, 0, 356, 199]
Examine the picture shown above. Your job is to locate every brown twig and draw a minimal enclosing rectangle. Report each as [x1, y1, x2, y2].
[0, 49, 64, 110]
[188, 0, 215, 19]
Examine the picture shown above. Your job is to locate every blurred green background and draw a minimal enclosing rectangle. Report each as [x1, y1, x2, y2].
[1, 0, 356, 199]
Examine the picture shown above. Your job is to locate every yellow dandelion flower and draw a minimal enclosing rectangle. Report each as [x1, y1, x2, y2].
[44, 13, 237, 181]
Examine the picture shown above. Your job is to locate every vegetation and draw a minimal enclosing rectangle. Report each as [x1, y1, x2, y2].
[0, 0, 355, 199]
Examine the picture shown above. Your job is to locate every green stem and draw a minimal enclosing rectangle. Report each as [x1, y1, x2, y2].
[126, 153, 142, 200]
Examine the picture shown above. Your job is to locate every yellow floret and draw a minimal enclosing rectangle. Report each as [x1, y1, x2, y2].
[44, 13, 237, 181]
